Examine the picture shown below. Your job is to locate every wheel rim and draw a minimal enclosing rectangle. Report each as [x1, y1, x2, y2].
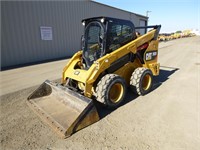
[142, 74, 152, 91]
[109, 83, 124, 103]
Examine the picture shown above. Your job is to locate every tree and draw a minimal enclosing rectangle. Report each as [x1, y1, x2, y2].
[176, 31, 182, 33]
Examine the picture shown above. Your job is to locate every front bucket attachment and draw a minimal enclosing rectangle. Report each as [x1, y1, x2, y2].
[27, 80, 99, 138]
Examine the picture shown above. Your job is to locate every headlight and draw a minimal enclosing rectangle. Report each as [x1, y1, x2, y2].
[100, 18, 104, 23]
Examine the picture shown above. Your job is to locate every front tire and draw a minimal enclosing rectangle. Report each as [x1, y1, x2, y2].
[96, 74, 127, 109]
[130, 67, 153, 95]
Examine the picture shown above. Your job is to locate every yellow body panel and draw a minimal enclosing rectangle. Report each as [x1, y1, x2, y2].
[114, 58, 142, 85]
[62, 29, 160, 97]
[143, 40, 160, 76]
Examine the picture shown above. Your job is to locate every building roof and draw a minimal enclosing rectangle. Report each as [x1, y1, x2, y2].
[91, 0, 148, 20]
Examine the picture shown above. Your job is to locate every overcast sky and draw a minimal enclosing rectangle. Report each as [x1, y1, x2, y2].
[94, 0, 200, 33]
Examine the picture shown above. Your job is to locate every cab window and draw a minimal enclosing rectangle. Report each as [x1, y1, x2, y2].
[107, 23, 133, 52]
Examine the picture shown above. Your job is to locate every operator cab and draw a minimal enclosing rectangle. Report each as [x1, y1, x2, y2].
[81, 17, 136, 68]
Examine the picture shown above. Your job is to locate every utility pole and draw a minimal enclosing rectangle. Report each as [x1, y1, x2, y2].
[146, 10, 151, 17]
[146, 11, 151, 32]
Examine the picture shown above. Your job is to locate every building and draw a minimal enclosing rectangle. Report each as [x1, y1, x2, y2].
[1, 0, 148, 69]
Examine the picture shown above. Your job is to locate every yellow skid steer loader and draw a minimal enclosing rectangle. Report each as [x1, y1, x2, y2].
[27, 17, 161, 138]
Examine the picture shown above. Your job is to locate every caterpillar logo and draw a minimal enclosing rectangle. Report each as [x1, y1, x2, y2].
[145, 51, 157, 61]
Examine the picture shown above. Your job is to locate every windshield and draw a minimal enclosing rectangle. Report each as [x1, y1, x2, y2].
[83, 22, 104, 67]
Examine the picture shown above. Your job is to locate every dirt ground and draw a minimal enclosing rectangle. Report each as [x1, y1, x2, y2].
[0, 36, 200, 150]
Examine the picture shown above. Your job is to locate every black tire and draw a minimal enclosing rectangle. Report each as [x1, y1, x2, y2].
[130, 67, 153, 96]
[96, 74, 127, 109]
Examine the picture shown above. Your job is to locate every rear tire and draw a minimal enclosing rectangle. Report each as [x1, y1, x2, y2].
[130, 67, 153, 95]
[96, 74, 127, 109]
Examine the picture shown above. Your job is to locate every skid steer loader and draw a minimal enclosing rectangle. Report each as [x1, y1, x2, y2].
[27, 17, 161, 138]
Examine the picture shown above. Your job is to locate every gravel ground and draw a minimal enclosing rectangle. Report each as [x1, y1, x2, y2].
[0, 36, 200, 150]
